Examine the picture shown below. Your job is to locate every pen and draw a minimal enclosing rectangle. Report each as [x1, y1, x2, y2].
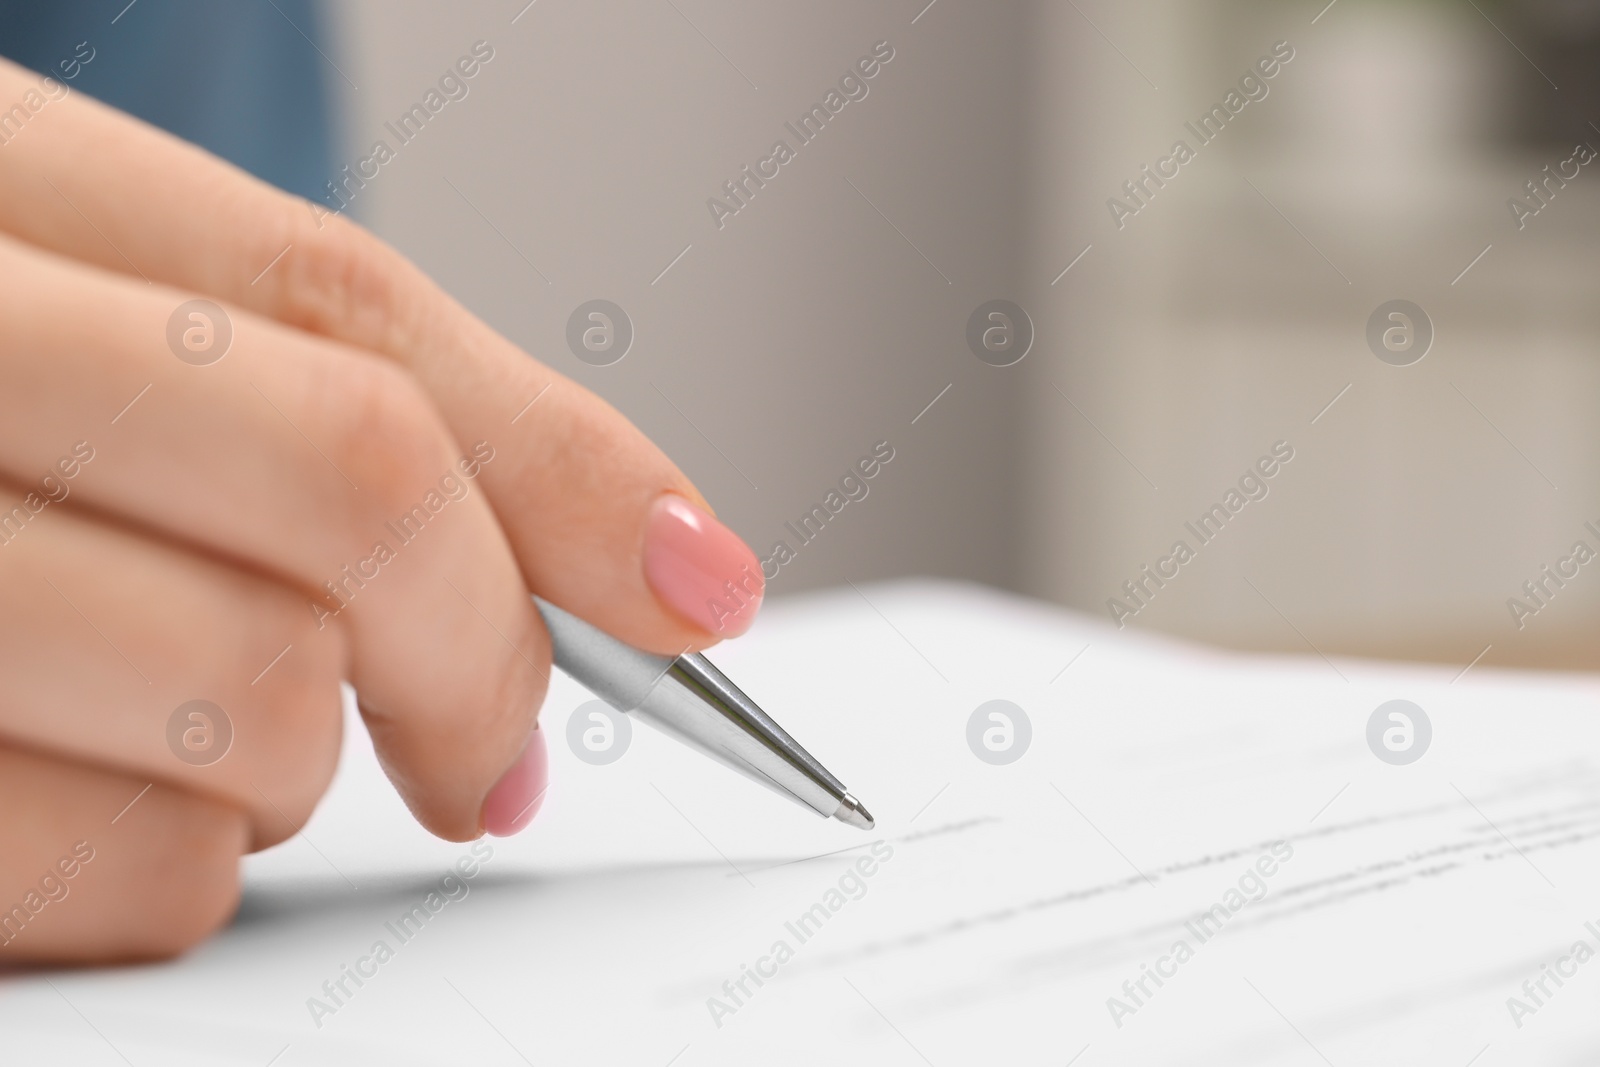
[534, 598, 874, 830]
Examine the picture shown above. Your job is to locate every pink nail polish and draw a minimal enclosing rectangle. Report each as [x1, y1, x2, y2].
[482, 727, 548, 837]
[643, 495, 765, 637]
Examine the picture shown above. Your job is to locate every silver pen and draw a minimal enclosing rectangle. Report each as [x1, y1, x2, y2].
[534, 598, 874, 830]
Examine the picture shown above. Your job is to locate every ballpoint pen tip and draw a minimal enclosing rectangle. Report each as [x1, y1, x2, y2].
[834, 793, 874, 830]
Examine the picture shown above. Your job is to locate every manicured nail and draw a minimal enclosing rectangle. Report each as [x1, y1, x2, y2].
[643, 494, 764, 637]
[481, 727, 547, 837]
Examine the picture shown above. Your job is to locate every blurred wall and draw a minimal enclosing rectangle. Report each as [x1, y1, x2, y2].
[1019, 0, 1600, 669]
[326, 0, 1028, 601]
[326, 1, 1600, 671]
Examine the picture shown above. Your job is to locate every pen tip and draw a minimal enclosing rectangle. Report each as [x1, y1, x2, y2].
[834, 793, 874, 831]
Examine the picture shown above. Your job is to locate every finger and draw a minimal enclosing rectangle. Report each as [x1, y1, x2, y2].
[0, 484, 344, 850]
[0, 742, 246, 965]
[0, 57, 765, 652]
[0, 231, 546, 840]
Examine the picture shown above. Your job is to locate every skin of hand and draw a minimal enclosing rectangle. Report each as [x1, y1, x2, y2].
[0, 57, 764, 964]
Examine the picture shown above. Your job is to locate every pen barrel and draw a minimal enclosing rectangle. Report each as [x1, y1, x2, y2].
[639, 656, 846, 818]
[535, 598, 672, 711]
[534, 598, 847, 819]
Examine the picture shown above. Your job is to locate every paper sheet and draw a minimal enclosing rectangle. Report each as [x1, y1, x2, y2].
[4, 580, 1599, 1064]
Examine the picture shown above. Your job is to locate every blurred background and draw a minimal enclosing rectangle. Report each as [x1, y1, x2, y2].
[5, 0, 1599, 671]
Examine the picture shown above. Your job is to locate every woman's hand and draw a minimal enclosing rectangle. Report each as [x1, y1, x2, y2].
[0, 57, 763, 964]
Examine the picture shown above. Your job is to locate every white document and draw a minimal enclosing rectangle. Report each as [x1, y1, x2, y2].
[5, 580, 1599, 1065]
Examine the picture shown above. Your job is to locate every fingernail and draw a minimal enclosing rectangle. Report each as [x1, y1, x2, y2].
[644, 494, 765, 637]
[481, 727, 547, 837]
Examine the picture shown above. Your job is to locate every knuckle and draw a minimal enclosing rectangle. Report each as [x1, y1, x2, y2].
[125, 792, 246, 959]
[319, 356, 457, 539]
[277, 208, 415, 352]
[239, 590, 346, 843]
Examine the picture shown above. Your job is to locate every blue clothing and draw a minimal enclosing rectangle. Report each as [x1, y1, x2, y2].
[0, 0, 335, 202]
